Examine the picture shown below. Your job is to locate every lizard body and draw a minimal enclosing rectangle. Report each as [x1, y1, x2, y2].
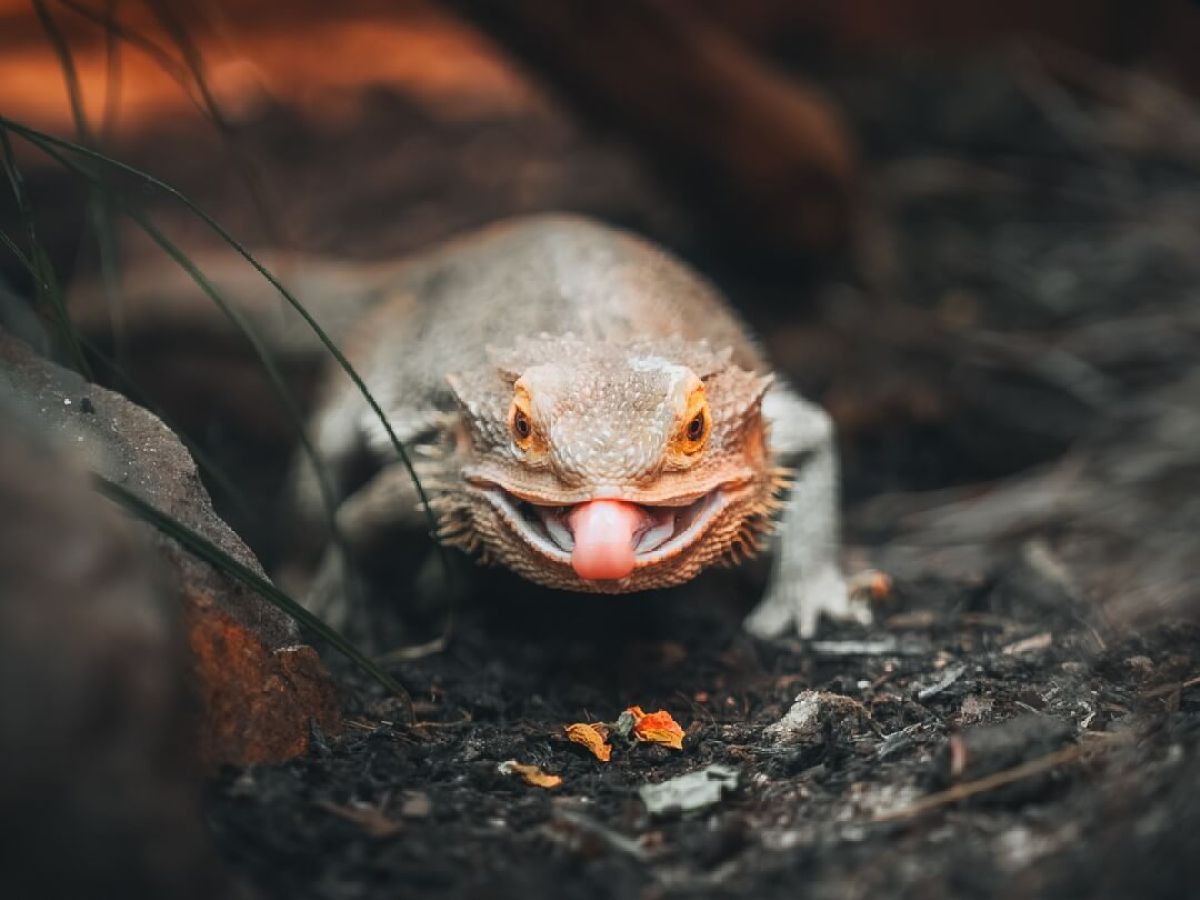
[293, 215, 867, 638]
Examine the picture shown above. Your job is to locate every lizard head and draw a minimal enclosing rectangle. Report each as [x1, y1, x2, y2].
[441, 336, 783, 593]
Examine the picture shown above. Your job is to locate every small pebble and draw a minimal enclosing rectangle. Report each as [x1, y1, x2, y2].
[1126, 656, 1154, 676]
[400, 792, 432, 818]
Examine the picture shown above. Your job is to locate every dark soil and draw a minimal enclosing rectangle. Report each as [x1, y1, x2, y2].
[206, 569, 1200, 900]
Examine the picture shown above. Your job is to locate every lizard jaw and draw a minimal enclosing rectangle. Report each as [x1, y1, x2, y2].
[481, 486, 728, 572]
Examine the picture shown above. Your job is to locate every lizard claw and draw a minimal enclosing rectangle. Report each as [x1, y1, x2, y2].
[746, 566, 870, 639]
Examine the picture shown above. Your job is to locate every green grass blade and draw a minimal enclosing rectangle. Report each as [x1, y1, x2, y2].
[84, 341, 264, 529]
[98, 0, 125, 142]
[31, 0, 93, 144]
[54, 0, 286, 245]
[55, 0, 203, 107]
[0, 131, 92, 378]
[94, 475, 413, 717]
[1, 223, 260, 528]
[139, 0, 286, 244]
[0, 116, 452, 591]
[35, 0, 127, 364]
[0, 229, 36, 273]
[18, 132, 363, 610]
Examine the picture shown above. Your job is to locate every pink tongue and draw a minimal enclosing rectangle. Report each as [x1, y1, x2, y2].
[568, 500, 645, 581]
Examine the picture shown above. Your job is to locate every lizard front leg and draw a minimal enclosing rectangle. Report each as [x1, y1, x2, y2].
[745, 386, 871, 639]
[305, 462, 451, 647]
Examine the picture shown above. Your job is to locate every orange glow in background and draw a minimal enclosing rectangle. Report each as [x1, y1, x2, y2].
[6, 0, 1200, 145]
[0, 0, 539, 138]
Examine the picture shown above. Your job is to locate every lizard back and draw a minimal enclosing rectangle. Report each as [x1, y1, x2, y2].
[345, 214, 768, 415]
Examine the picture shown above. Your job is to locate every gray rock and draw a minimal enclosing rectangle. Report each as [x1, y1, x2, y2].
[0, 398, 234, 899]
[0, 329, 340, 766]
[0, 328, 293, 642]
[763, 690, 871, 747]
[638, 764, 741, 817]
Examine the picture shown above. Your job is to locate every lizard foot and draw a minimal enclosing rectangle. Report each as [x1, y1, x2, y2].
[745, 565, 871, 639]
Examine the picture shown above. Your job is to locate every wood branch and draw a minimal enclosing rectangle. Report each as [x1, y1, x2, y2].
[873, 744, 1086, 824]
[444, 0, 858, 260]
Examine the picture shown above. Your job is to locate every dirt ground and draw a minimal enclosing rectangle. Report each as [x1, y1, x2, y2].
[206, 574, 1200, 900]
[9, 31, 1200, 900]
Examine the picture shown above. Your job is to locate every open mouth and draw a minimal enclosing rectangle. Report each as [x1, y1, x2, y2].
[484, 487, 727, 569]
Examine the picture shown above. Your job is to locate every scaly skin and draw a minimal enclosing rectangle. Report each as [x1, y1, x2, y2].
[294, 214, 866, 637]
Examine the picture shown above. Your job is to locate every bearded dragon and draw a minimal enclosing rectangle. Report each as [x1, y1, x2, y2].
[292, 215, 868, 639]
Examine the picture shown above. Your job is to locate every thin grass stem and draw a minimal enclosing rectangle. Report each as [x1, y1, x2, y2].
[95, 475, 413, 717]
[0, 131, 92, 377]
[0, 116, 452, 593]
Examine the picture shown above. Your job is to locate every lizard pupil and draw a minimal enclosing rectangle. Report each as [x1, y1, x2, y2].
[513, 410, 531, 439]
[687, 413, 705, 441]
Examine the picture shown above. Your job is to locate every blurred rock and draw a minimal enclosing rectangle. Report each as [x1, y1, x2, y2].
[638, 765, 741, 818]
[0, 329, 341, 767]
[0, 400, 233, 899]
[763, 690, 871, 747]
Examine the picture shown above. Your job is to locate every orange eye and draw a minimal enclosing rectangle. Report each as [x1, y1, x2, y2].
[673, 388, 711, 455]
[508, 384, 544, 452]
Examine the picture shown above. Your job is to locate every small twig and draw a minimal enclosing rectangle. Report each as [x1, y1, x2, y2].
[412, 710, 474, 730]
[810, 638, 930, 658]
[376, 635, 449, 665]
[1001, 631, 1053, 656]
[872, 743, 1086, 823]
[1141, 674, 1200, 700]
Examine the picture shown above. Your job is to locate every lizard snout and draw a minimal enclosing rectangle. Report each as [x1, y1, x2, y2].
[488, 485, 729, 584]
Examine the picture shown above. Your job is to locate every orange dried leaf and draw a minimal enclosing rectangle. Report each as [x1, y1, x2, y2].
[626, 706, 685, 751]
[498, 760, 562, 789]
[868, 571, 893, 601]
[565, 723, 612, 762]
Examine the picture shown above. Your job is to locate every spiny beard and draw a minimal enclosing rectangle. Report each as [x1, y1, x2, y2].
[430, 469, 784, 592]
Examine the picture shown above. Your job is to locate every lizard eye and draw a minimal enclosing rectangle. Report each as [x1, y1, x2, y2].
[513, 409, 532, 440]
[508, 383, 545, 453]
[672, 387, 711, 455]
